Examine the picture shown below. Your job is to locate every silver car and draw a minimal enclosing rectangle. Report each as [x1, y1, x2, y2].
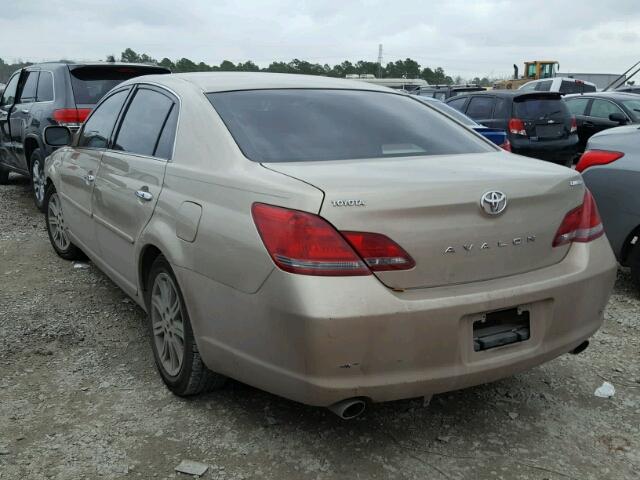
[43, 73, 617, 418]
[578, 125, 640, 290]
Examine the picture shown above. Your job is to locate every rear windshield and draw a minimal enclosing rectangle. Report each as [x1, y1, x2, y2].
[513, 96, 568, 120]
[70, 66, 166, 105]
[206, 89, 493, 162]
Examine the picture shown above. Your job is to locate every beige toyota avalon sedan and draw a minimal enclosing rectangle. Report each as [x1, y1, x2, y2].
[43, 72, 617, 419]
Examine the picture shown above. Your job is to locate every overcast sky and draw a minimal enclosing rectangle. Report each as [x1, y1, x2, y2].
[1, 0, 639, 78]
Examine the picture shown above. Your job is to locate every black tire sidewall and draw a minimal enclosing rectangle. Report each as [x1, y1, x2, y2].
[630, 244, 640, 292]
[44, 184, 78, 260]
[145, 256, 199, 392]
[0, 165, 9, 184]
[30, 148, 45, 211]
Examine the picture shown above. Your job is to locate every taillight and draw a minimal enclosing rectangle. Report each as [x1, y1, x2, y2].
[342, 232, 415, 271]
[508, 118, 527, 136]
[500, 139, 511, 152]
[570, 116, 577, 134]
[251, 203, 414, 276]
[52, 108, 92, 126]
[575, 150, 624, 173]
[552, 190, 604, 247]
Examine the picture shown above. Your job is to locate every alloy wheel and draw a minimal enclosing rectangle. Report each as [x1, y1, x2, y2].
[47, 193, 70, 251]
[32, 158, 45, 205]
[150, 272, 185, 377]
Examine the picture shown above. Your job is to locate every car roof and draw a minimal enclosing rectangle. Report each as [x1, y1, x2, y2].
[564, 91, 640, 100]
[120, 72, 397, 94]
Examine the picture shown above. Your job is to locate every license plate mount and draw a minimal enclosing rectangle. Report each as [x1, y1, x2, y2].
[473, 307, 530, 352]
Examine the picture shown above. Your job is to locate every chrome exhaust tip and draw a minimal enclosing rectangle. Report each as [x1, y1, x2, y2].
[570, 340, 589, 355]
[328, 398, 366, 419]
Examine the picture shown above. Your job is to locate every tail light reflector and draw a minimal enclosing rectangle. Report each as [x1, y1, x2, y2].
[570, 116, 578, 133]
[553, 190, 604, 247]
[508, 118, 527, 136]
[52, 108, 92, 126]
[500, 139, 511, 152]
[575, 150, 624, 173]
[251, 203, 414, 276]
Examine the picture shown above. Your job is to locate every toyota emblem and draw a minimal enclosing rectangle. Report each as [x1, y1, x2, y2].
[480, 191, 507, 216]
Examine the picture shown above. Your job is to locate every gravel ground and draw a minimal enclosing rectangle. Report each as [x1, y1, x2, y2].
[1, 174, 639, 480]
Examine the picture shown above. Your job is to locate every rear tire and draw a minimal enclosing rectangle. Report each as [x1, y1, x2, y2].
[0, 166, 9, 185]
[30, 148, 46, 212]
[45, 184, 83, 260]
[630, 244, 640, 292]
[145, 255, 226, 396]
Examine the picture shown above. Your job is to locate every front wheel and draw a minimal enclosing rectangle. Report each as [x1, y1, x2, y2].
[30, 149, 46, 212]
[145, 255, 226, 396]
[45, 184, 83, 260]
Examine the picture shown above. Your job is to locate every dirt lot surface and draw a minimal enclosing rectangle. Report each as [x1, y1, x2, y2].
[1, 174, 639, 480]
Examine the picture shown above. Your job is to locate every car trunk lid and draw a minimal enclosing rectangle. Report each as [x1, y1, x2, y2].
[264, 152, 583, 290]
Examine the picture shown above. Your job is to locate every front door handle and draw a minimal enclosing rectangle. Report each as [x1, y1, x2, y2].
[83, 173, 95, 184]
[21, 109, 29, 114]
[135, 189, 153, 201]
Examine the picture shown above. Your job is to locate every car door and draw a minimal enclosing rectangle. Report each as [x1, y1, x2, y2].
[91, 85, 178, 294]
[10, 69, 39, 169]
[565, 97, 592, 151]
[58, 87, 131, 252]
[583, 99, 628, 140]
[0, 72, 23, 171]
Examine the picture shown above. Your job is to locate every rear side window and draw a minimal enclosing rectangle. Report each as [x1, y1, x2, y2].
[207, 89, 493, 163]
[560, 81, 596, 95]
[514, 96, 568, 120]
[70, 66, 165, 105]
[493, 98, 508, 119]
[113, 88, 175, 158]
[466, 97, 494, 119]
[566, 97, 590, 116]
[534, 80, 552, 92]
[446, 96, 467, 112]
[18, 71, 39, 103]
[36, 71, 54, 102]
[589, 99, 624, 119]
[78, 89, 129, 148]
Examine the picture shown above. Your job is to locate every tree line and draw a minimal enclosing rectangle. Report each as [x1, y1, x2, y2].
[1, 48, 494, 87]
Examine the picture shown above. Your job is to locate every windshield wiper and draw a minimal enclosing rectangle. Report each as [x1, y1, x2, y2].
[539, 110, 562, 119]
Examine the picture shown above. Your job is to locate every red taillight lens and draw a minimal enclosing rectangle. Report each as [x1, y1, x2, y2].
[342, 232, 415, 271]
[52, 108, 92, 125]
[553, 190, 604, 247]
[251, 203, 370, 276]
[570, 116, 578, 133]
[500, 139, 511, 152]
[508, 118, 527, 136]
[575, 150, 624, 173]
[251, 203, 415, 276]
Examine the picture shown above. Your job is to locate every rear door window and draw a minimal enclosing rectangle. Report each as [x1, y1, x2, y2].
[36, 71, 54, 102]
[78, 89, 130, 149]
[18, 71, 39, 103]
[560, 81, 596, 94]
[446, 96, 467, 112]
[70, 66, 167, 105]
[566, 97, 590, 116]
[113, 88, 175, 158]
[207, 89, 493, 163]
[589, 99, 624, 119]
[514, 96, 568, 120]
[466, 97, 495, 119]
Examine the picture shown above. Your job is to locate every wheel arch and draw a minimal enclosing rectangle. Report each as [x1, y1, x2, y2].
[24, 135, 43, 169]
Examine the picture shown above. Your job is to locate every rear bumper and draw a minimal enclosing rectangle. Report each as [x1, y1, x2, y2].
[176, 237, 616, 406]
[511, 135, 579, 164]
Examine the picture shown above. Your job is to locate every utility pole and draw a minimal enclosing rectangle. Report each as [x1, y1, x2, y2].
[377, 44, 383, 78]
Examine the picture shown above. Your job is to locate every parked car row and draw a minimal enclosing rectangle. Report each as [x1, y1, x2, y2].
[0, 68, 635, 419]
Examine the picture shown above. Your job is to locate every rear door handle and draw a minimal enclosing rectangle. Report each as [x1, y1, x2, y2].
[83, 174, 95, 184]
[135, 190, 153, 201]
[583, 121, 595, 127]
[21, 109, 29, 114]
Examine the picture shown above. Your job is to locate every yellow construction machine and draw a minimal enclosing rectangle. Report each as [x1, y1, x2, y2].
[493, 60, 560, 90]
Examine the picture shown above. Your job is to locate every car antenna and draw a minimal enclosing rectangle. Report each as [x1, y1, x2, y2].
[603, 60, 640, 91]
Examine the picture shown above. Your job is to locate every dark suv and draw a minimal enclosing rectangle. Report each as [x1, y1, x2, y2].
[417, 84, 486, 101]
[0, 62, 170, 210]
[446, 91, 579, 165]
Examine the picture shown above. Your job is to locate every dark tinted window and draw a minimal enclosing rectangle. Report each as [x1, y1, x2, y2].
[566, 97, 590, 116]
[514, 96, 568, 120]
[113, 88, 174, 157]
[207, 89, 493, 162]
[466, 97, 494, 119]
[70, 66, 166, 105]
[590, 99, 624, 119]
[560, 81, 596, 94]
[418, 98, 478, 126]
[78, 89, 129, 148]
[493, 98, 508, 118]
[446, 96, 467, 111]
[36, 71, 54, 102]
[154, 104, 178, 160]
[534, 80, 552, 92]
[18, 71, 39, 103]
[0, 73, 20, 106]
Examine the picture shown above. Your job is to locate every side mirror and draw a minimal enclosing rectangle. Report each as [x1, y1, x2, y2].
[609, 112, 628, 124]
[44, 125, 72, 147]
